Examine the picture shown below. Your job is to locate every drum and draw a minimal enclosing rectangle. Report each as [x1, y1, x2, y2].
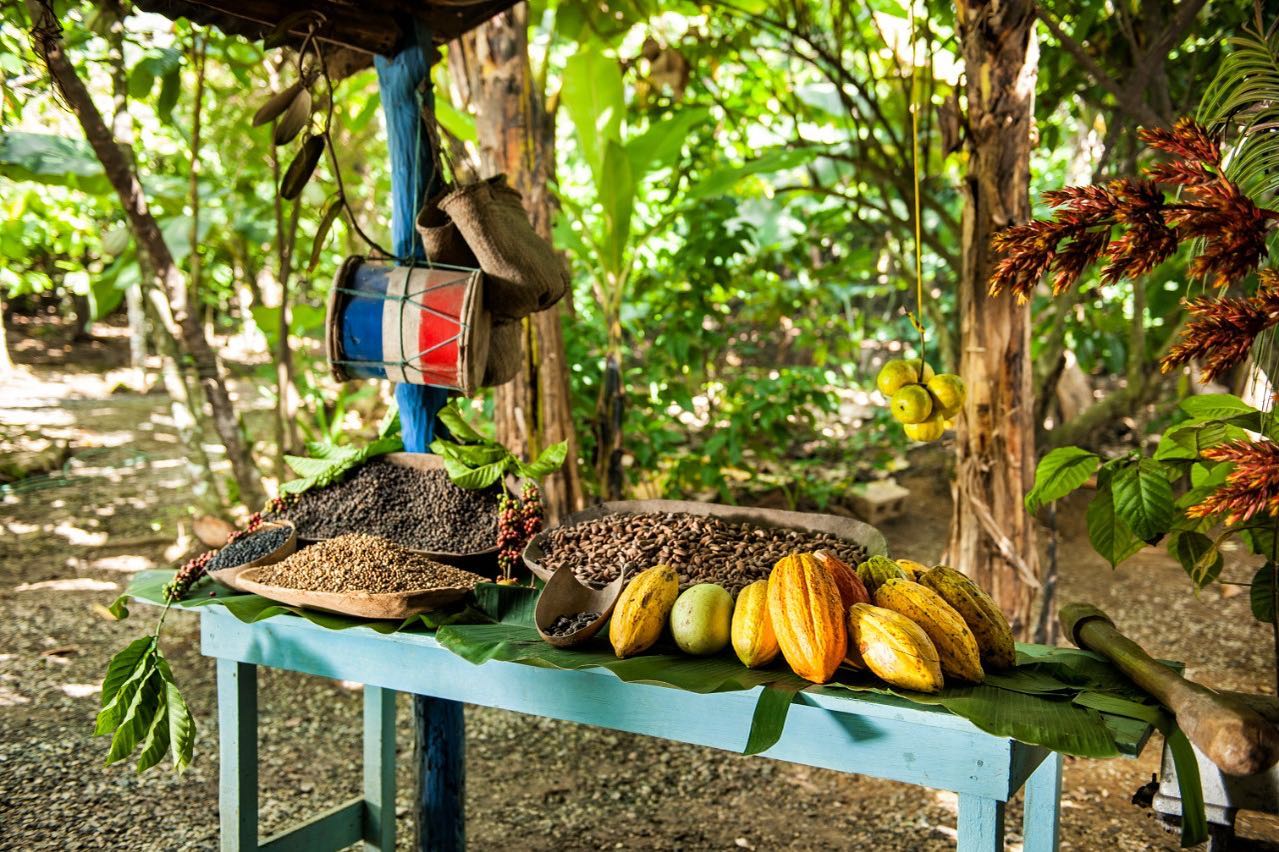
[325, 256, 490, 396]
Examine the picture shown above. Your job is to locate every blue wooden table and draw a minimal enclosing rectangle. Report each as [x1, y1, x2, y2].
[200, 606, 1153, 852]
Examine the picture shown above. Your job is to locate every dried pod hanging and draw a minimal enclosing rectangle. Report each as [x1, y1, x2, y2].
[252, 80, 304, 128]
[273, 87, 313, 146]
[281, 134, 325, 200]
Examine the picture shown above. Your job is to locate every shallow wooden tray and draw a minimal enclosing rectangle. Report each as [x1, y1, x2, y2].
[236, 565, 473, 620]
[523, 499, 887, 584]
[208, 521, 297, 593]
[292, 452, 518, 578]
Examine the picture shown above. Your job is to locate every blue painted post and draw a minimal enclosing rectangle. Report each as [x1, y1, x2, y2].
[373, 21, 464, 852]
[363, 686, 398, 851]
[217, 659, 258, 851]
[1022, 751, 1063, 852]
[957, 795, 1006, 852]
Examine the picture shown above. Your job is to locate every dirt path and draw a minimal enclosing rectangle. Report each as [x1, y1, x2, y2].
[2, 333, 1277, 850]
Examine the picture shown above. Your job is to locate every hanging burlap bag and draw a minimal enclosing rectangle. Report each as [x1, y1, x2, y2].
[415, 188, 478, 267]
[436, 175, 569, 321]
[483, 320, 524, 387]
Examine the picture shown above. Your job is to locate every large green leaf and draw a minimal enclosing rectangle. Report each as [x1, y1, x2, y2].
[625, 107, 710, 177]
[1169, 531, 1224, 589]
[0, 132, 109, 193]
[1086, 484, 1145, 567]
[1111, 459, 1174, 542]
[599, 139, 636, 275]
[1252, 563, 1278, 624]
[561, 46, 625, 184]
[1025, 447, 1099, 513]
[1178, 394, 1260, 422]
[685, 147, 822, 200]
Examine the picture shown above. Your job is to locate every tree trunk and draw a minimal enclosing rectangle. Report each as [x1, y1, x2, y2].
[451, 4, 585, 521]
[29, 2, 264, 508]
[105, 0, 147, 382]
[0, 289, 12, 375]
[945, 0, 1040, 638]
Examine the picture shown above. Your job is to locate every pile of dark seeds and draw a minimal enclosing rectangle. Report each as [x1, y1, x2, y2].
[539, 512, 868, 594]
[544, 611, 600, 637]
[273, 459, 500, 553]
[208, 525, 291, 571]
[255, 533, 487, 594]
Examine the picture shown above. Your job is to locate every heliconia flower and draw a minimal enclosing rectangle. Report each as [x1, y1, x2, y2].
[1188, 440, 1279, 526]
[1160, 278, 1279, 381]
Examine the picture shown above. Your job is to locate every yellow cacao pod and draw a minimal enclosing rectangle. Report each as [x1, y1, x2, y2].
[856, 555, 908, 596]
[731, 580, 779, 668]
[919, 565, 1016, 671]
[609, 565, 679, 658]
[767, 553, 848, 683]
[874, 578, 984, 683]
[848, 603, 944, 693]
[894, 559, 929, 581]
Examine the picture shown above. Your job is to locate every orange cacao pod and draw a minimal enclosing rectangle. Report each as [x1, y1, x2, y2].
[766, 553, 848, 683]
[813, 550, 871, 609]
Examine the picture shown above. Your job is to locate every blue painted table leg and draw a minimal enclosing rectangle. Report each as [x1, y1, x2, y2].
[1022, 751, 1063, 852]
[958, 794, 1005, 852]
[218, 659, 258, 852]
[363, 686, 398, 851]
[415, 697, 465, 851]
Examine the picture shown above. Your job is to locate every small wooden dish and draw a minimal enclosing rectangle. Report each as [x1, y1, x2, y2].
[535, 566, 627, 648]
[235, 565, 474, 620]
[207, 521, 297, 593]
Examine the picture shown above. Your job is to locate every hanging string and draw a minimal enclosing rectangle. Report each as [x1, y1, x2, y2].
[907, 0, 928, 381]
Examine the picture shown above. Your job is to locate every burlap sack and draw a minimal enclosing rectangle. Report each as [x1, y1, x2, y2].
[483, 319, 524, 387]
[437, 175, 569, 321]
[416, 188, 478, 267]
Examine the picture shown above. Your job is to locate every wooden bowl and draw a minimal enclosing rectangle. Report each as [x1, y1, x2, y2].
[535, 567, 627, 648]
[236, 565, 474, 620]
[207, 521, 297, 593]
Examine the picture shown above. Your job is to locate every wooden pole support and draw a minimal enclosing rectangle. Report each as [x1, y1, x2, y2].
[1060, 602, 1279, 776]
[374, 20, 464, 852]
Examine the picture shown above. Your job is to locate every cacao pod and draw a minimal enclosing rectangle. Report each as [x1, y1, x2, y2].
[848, 603, 944, 693]
[670, 583, 733, 655]
[894, 558, 929, 581]
[813, 550, 871, 608]
[609, 565, 679, 658]
[874, 578, 984, 682]
[731, 580, 779, 668]
[856, 555, 908, 595]
[919, 565, 1016, 671]
[767, 553, 847, 683]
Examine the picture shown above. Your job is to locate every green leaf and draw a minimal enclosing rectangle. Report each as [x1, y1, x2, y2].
[436, 402, 485, 443]
[743, 684, 797, 756]
[516, 440, 568, 480]
[107, 594, 130, 620]
[1179, 394, 1260, 421]
[1086, 485, 1144, 567]
[1168, 531, 1224, 589]
[1111, 459, 1174, 542]
[105, 668, 162, 765]
[685, 147, 822, 200]
[156, 68, 180, 123]
[165, 680, 197, 772]
[599, 139, 636, 273]
[625, 107, 710, 176]
[434, 96, 476, 143]
[0, 132, 108, 193]
[1025, 447, 1099, 513]
[442, 458, 506, 490]
[1251, 563, 1278, 624]
[561, 46, 625, 185]
[100, 636, 154, 712]
[135, 701, 169, 773]
[283, 453, 343, 480]
[1164, 724, 1208, 846]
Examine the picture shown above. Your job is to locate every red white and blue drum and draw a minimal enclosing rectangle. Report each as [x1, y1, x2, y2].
[325, 256, 489, 395]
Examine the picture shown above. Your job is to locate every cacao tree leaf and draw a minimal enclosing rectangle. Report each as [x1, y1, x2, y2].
[165, 680, 197, 772]
[436, 402, 486, 443]
[99, 636, 154, 713]
[1086, 485, 1144, 567]
[105, 668, 162, 765]
[1111, 459, 1174, 542]
[306, 192, 344, 275]
[1251, 563, 1278, 624]
[280, 134, 324, 200]
[1168, 531, 1223, 589]
[134, 701, 169, 773]
[517, 440, 569, 480]
[1025, 447, 1100, 514]
[1241, 526, 1278, 559]
[442, 458, 506, 490]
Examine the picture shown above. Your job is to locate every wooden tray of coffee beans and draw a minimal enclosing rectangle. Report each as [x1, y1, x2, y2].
[523, 500, 887, 595]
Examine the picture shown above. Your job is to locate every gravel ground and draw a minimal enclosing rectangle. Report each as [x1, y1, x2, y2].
[2, 328, 1278, 850]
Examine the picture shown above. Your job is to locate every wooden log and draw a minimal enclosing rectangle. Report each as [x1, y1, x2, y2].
[1061, 603, 1279, 776]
